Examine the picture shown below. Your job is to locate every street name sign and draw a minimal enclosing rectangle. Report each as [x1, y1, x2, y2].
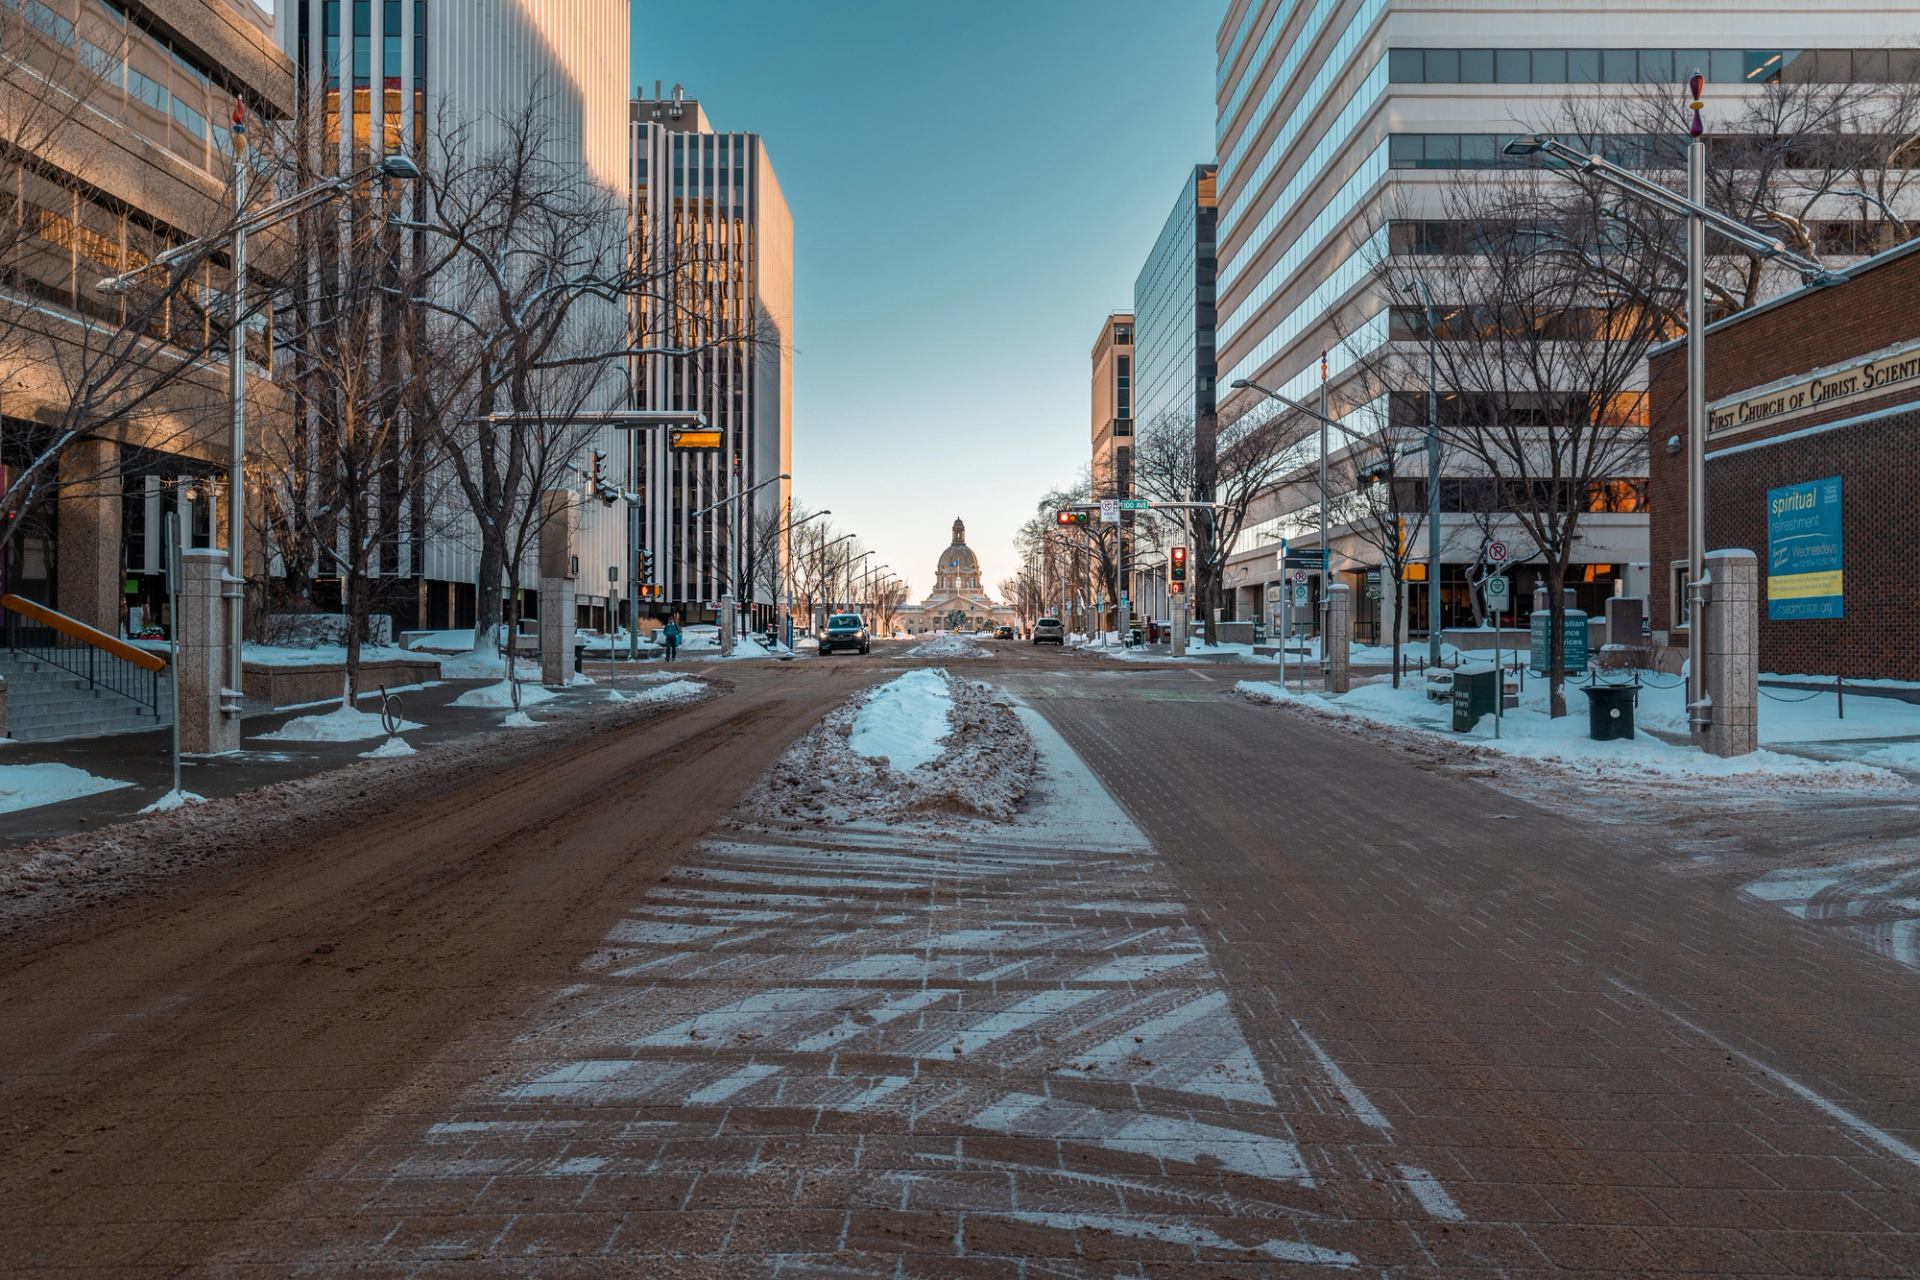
[1118, 498, 1150, 511]
[1283, 551, 1327, 569]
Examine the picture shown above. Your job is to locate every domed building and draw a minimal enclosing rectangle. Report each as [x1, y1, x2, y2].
[897, 518, 1015, 635]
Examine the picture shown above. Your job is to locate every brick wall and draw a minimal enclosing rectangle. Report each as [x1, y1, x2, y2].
[1648, 244, 1920, 679]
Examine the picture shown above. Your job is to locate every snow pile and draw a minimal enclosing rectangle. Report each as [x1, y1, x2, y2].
[0, 763, 132, 815]
[1237, 675, 1904, 792]
[908, 634, 989, 660]
[628, 678, 707, 704]
[256, 703, 422, 743]
[502, 711, 540, 728]
[139, 789, 206, 814]
[849, 669, 952, 770]
[452, 679, 558, 709]
[361, 737, 417, 759]
[748, 669, 1036, 824]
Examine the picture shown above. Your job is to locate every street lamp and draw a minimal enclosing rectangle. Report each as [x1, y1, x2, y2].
[97, 143, 421, 723]
[692, 471, 790, 643]
[1501, 86, 1848, 743]
[1411, 274, 1444, 665]
[840, 549, 875, 608]
[773, 508, 829, 648]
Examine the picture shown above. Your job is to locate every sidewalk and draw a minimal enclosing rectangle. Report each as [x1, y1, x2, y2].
[0, 673, 672, 846]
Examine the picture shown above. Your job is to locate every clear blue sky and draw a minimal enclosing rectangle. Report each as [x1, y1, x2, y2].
[630, 0, 1223, 601]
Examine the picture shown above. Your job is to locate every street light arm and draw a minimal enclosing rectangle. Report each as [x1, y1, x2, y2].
[692, 472, 791, 518]
[1229, 380, 1381, 448]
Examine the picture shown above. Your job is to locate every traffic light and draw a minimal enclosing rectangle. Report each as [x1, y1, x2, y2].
[1056, 509, 1089, 526]
[589, 449, 614, 503]
[1170, 545, 1188, 594]
[640, 548, 655, 579]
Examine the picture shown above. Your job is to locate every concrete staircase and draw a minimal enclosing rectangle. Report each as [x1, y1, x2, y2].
[0, 651, 172, 742]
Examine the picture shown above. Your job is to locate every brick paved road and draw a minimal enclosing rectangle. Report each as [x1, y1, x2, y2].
[4, 649, 1917, 1276]
[1021, 670, 1920, 1276]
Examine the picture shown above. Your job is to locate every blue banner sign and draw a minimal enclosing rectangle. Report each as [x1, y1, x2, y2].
[1766, 476, 1843, 620]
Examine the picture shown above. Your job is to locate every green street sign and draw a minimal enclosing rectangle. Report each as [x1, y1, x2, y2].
[1118, 498, 1150, 510]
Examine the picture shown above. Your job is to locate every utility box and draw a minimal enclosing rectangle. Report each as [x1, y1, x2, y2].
[1451, 665, 1500, 732]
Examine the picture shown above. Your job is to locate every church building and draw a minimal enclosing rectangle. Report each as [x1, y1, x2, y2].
[896, 519, 1016, 635]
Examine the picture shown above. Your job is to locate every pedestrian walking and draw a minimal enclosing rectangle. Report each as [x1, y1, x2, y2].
[661, 616, 681, 662]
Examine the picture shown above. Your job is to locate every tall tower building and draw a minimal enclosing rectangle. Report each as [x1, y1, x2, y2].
[276, 0, 630, 632]
[630, 85, 792, 622]
[1133, 165, 1218, 438]
[1090, 313, 1134, 501]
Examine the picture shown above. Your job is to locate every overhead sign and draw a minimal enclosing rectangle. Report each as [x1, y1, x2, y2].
[1099, 498, 1120, 524]
[1709, 337, 1920, 441]
[669, 428, 723, 451]
[1766, 476, 1843, 620]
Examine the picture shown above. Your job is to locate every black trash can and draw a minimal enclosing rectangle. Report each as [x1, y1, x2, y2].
[1583, 684, 1636, 740]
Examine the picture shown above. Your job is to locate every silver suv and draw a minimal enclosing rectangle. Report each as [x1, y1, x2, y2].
[1031, 616, 1065, 645]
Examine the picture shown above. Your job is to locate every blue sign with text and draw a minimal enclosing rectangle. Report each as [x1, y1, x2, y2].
[1766, 476, 1843, 620]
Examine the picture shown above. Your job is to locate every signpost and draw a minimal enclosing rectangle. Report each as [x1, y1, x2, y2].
[163, 510, 183, 798]
[1484, 575, 1509, 739]
[1099, 498, 1120, 524]
[1766, 475, 1843, 620]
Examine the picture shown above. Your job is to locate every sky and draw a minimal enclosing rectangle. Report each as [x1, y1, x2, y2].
[630, 0, 1223, 602]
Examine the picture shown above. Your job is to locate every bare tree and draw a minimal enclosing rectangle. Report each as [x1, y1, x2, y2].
[1373, 165, 1671, 715]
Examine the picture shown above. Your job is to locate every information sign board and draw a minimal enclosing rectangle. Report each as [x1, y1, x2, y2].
[1766, 476, 1843, 620]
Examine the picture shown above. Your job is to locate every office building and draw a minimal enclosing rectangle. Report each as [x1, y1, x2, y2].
[629, 85, 792, 624]
[0, 0, 291, 637]
[1090, 312, 1134, 500]
[1209, 0, 1918, 638]
[276, 0, 631, 633]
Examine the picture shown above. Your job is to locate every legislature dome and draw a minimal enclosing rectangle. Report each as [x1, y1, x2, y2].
[937, 518, 980, 577]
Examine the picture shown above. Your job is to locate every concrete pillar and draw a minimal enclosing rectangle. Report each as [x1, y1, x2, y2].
[56, 438, 122, 635]
[1703, 549, 1759, 758]
[720, 595, 736, 656]
[178, 548, 241, 754]
[538, 491, 577, 689]
[1327, 583, 1352, 694]
[1171, 602, 1187, 657]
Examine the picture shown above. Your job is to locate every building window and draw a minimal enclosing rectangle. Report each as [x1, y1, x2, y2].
[1115, 355, 1131, 420]
[1670, 561, 1692, 630]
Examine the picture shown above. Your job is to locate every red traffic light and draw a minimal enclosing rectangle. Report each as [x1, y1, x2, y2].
[1170, 545, 1188, 583]
[1056, 510, 1089, 526]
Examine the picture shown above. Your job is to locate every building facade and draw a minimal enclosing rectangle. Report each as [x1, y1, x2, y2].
[1648, 240, 1920, 680]
[0, 0, 292, 637]
[896, 518, 1014, 635]
[1089, 312, 1133, 501]
[630, 86, 792, 626]
[1208, 0, 1918, 639]
[276, 0, 631, 634]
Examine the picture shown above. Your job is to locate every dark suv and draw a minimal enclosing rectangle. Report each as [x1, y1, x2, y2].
[819, 612, 871, 655]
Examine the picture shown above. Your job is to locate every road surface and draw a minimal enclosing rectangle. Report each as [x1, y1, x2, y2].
[1, 643, 1915, 1276]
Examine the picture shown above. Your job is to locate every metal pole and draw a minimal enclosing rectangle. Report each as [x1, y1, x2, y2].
[166, 510, 182, 796]
[1318, 351, 1330, 675]
[222, 171, 246, 719]
[627, 501, 639, 664]
[1418, 279, 1442, 665]
[1686, 81, 1708, 743]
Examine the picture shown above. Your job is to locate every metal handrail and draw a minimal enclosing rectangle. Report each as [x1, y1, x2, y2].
[1, 594, 165, 713]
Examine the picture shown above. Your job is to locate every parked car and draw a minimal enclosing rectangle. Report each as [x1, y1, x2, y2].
[818, 612, 872, 655]
[995, 625, 1015, 640]
[1031, 616, 1065, 645]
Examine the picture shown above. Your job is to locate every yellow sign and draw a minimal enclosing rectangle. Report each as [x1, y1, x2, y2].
[669, 428, 723, 451]
[1404, 562, 1427, 582]
[1767, 570, 1844, 601]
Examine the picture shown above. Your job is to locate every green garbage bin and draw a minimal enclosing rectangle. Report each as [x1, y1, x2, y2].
[1451, 666, 1499, 732]
[1583, 684, 1636, 740]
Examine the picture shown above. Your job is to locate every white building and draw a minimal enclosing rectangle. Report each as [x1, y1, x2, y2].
[276, 0, 630, 633]
[1211, 0, 1920, 640]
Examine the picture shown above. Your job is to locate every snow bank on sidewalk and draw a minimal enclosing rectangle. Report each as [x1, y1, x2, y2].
[629, 678, 706, 704]
[1238, 676, 1903, 791]
[0, 763, 131, 815]
[908, 634, 989, 659]
[452, 679, 559, 709]
[256, 703, 423, 743]
[850, 669, 953, 770]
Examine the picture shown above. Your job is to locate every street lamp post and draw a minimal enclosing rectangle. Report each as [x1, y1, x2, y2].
[1412, 274, 1443, 664]
[1501, 85, 1845, 744]
[774, 508, 829, 649]
[98, 146, 422, 725]
[692, 470, 790, 644]
[840, 549, 874, 609]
